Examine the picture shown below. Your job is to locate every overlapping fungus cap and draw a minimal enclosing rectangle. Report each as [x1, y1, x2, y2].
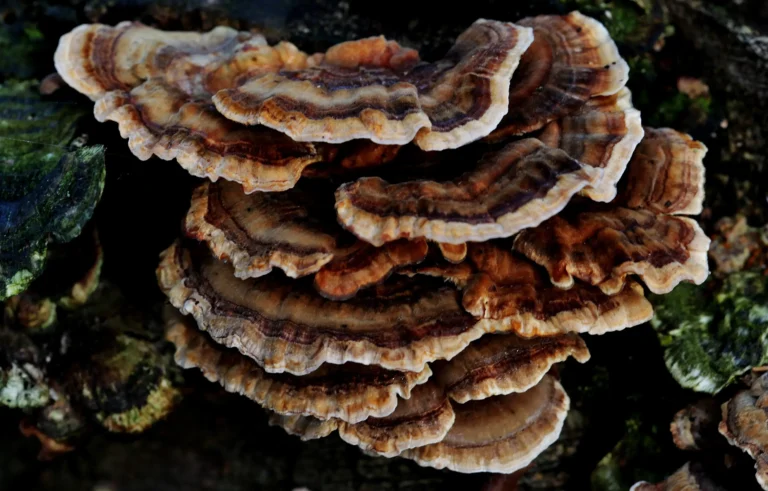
[157, 241, 494, 375]
[434, 333, 589, 403]
[489, 11, 629, 139]
[514, 127, 709, 295]
[401, 375, 569, 473]
[718, 372, 768, 490]
[213, 20, 534, 150]
[186, 179, 431, 299]
[336, 138, 600, 246]
[184, 180, 349, 279]
[460, 242, 653, 337]
[166, 311, 431, 423]
[54, 25, 424, 192]
[538, 88, 644, 202]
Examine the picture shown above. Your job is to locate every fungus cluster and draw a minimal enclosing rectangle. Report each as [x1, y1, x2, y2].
[55, 11, 709, 473]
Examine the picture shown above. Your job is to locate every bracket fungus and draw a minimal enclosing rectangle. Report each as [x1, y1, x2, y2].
[489, 11, 630, 140]
[166, 313, 431, 423]
[514, 127, 710, 295]
[212, 20, 534, 150]
[51, 8, 711, 475]
[336, 138, 600, 246]
[719, 372, 768, 490]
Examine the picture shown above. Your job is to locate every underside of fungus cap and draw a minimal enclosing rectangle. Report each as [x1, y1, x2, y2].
[95, 80, 329, 193]
[165, 313, 430, 423]
[489, 11, 629, 140]
[212, 20, 534, 149]
[434, 333, 590, 403]
[617, 127, 707, 215]
[538, 88, 644, 202]
[338, 380, 456, 457]
[718, 373, 768, 490]
[184, 180, 349, 279]
[335, 138, 600, 246]
[400, 375, 569, 474]
[460, 242, 653, 337]
[513, 206, 710, 295]
[157, 241, 494, 375]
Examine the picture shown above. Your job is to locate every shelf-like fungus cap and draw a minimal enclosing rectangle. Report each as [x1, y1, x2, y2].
[94, 80, 329, 193]
[157, 241, 495, 375]
[435, 333, 589, 403]
[538, 88, 644, 202]
[400, 375, 569, 473]
[718, 373, 768, 490]
[338, 380, 456, 457]
[513, 206, 710, 295]
[166, 313, 430, 423]
[213, 20, 534, 150]
[184, 180, 348, 279]
[313, 238, 429, 300]
[617, 127, 707, 215]
[515, 126, 709, 294]
[489, 11, 629, 140]
[630, 462, 728, 491]
[54, 22, 305, 100]
[460, 243, 653, 337]
[336, 138, 600, 246]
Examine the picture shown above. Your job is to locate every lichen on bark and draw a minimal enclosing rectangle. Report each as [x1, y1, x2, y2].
[0, 81, 106, 299]
[651, 272, 768, 394]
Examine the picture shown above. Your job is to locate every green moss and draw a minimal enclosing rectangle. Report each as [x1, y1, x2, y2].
[651, 272, 768, 394]
[0, 82, 106, 300]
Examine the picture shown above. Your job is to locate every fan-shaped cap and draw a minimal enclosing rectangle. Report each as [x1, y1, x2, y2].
[184, 180, 347, 279]
[617, 127, 707, 215]
[400, 375, 568, 473]
[718, 373, 768, 490]
[538, 88, 644, 202]
[489, 11, 629, 140]
[313, 239, 429, 300]
[630, 462, 728, 491]
[213, 20, 534, 150]
[54, 22, 306, 100]
[166, 313, 430, 423]
[435, 333, 589, 403]
[157, 241, 495, 375]
[336, 138, 600, 246]
[514, 206, 710, 295]
[461, 242, 653, 337]
[338, 380, 456, 457]
[94, 80, 329, 193]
